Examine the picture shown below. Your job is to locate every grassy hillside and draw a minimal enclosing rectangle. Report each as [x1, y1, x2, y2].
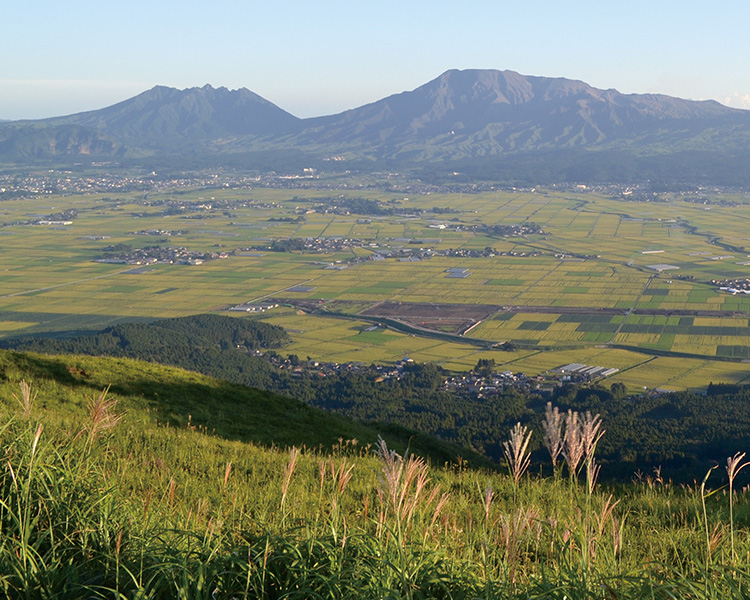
[0, 349, 489, 467]
[10, 315, 750, 482]
[3, 349, 750, 597]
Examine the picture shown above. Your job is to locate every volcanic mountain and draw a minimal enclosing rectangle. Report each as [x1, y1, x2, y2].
[3, 69, 750, 183]
[296, 69, 746, 156]
[57, 84, 302, 142]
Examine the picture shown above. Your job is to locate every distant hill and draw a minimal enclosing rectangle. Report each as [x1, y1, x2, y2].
[0, 122, 123, 160]
[3, 69, 750, 184]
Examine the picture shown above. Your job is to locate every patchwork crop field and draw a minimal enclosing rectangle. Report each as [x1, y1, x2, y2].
[2, 181, 750, 391]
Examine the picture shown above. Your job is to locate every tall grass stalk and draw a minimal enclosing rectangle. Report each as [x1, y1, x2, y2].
[85, 386, 122, 453]
[13, 380, 36, 420]
[373, 437, 450, 600]
[479, 484, 496, 597]
[5, 422, 45, 599]
[279, 446, 299, 526]
[699, 464, 719, 570]
[499, 506, 540, 588]
[323, 456, 354, 545]
[581, 411, 604, 497]
[563, 410, 584, 483]
[503, 422, 532, 487]
[543, 402, 564, 477]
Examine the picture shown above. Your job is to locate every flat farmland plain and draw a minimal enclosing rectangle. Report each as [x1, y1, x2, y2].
[2, 183, 750, 390]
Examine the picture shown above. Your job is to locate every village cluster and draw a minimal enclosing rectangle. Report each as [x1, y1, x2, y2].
[251, 347, 621, 400]
[96, 246, 230, 266]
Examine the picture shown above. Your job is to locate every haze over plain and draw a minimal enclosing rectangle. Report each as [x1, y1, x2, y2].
[3, 0, 750, 120]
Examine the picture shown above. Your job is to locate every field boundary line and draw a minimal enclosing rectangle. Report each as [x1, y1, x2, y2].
[0, 268, 145, 300]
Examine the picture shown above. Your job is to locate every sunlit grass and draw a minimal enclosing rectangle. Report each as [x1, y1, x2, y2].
[4, 376, 750, 598]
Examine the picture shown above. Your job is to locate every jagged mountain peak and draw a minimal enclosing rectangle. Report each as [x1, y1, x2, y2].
[50, 83, 301, 141]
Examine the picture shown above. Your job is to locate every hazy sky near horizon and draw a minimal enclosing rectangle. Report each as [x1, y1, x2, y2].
[3, 0, 750, 120]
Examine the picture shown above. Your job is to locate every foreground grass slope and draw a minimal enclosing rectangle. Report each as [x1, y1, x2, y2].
[0, 348, 487, 467]
[3, 350, 750, 598]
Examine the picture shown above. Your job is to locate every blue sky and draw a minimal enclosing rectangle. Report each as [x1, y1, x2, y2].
[3, 0, 750, 120]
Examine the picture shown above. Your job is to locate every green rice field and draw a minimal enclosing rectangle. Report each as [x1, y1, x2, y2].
[2, 184, 750, 390]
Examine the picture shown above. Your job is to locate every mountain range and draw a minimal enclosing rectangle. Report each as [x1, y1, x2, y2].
[3, 69, 750, 185]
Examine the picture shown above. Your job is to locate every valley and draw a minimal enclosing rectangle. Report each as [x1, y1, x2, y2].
[2, 172, 750, 393]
